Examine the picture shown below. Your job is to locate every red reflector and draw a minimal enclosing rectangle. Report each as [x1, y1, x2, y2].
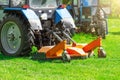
[59, 4, 66, 9]
[22, 5, 30, 9]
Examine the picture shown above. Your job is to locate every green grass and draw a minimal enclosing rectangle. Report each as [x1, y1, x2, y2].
[0, 19, 120, 80]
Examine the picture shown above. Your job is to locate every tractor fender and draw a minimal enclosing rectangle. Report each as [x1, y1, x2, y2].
[22, 9, 42, 30]
[61, 18, 76, 29]
[55, 8, 76, 28]
[4, 8, 42, 30]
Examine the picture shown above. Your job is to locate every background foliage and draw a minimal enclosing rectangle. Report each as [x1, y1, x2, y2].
[110, 0, 120, 18]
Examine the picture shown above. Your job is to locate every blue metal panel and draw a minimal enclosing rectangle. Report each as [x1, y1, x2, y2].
[55, 8, 73, 24]
[4, 8, 42, 30]
[82, 0, 98, 6]
[22, 9, 42, 30]
[82, 0, 89, 6]
[66, 5, 72, 10]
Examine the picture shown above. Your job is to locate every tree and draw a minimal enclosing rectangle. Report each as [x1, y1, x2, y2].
[62, 0, 71, 4]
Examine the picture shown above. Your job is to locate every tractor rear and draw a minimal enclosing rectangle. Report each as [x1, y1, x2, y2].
[67, 0, 111, 39]
[0, 0, 75, 56]
[0, 0, 106, 61]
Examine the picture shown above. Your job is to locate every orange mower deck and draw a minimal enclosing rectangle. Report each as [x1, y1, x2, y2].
[37, 37, 106, 60]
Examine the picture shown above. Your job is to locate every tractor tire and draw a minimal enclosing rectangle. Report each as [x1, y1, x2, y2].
[100, 20, 106, 39]
[96, 20, 107, 39]
[0, 14, 33, 56]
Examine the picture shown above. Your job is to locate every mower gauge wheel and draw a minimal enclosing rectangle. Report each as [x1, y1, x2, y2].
[62, 51, 71, 62]
[98, 47, 106, 58]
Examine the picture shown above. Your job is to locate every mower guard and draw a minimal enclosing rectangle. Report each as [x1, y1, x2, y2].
[38, 37, 103, 59]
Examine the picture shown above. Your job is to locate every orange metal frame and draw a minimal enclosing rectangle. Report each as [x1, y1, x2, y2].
[38, 37, 102, 59]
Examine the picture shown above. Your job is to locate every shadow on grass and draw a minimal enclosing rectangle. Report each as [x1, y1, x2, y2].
[0, 52, 30, 60]
[109, 32, 120, 35]
[29, 53, 64, 63]
[36, 57, 90, 64]
[0, 52, 89, 63]
[0, 53, 16, 60]
[31, 53, 89, 63]
[31, 57, 64, 63]
[0, 53, 63, 63]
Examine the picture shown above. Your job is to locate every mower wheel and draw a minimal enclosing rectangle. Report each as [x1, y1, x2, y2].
[62, 51, 71, 62]
[98, 47, 106, 58]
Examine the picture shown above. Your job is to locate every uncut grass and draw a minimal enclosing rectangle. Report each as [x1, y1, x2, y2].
[0, 19, 120, 80]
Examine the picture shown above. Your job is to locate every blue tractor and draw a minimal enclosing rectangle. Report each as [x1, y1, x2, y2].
[0, 0, 76, 56]
[67, 0, 111, 38]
